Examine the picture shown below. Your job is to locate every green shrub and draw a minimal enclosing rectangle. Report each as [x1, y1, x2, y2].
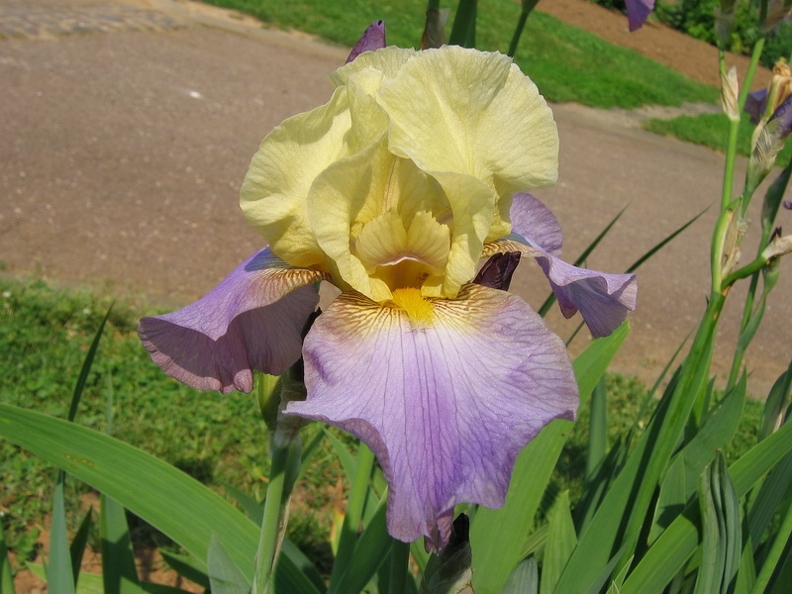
[762, 20, 792, 66]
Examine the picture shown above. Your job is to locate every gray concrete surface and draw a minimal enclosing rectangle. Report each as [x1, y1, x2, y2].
[1, 0, 790, 394]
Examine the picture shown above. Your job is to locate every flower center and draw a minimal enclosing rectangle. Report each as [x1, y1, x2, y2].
[390, 287, 434, 327]
[353, 210, 450, 296]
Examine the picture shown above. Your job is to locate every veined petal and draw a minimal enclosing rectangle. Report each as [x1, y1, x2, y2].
[485, 193, 637, 338]
[287, 284, 578, 550]
[240, 89, 352, 268]
[535, 254, 637, 338]
[509, 192, 563, 256]
[331, 46, 416, 89]
[308, 136, 450, 300]
[138, 249, 326, 394]
[378, 46, 558, 193]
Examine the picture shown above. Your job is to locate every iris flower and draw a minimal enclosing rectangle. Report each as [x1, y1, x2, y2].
[625, 0, 655, 31]
[139, 42, 636, 551]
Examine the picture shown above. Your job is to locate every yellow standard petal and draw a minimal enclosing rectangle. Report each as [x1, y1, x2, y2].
[377, 45, 558, 244]
[240, 87, 351, 268]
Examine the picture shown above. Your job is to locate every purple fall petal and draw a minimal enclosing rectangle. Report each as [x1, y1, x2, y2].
[535, 254, 637, 338]
[506, 193, 637, 338]
[287, 284, 578, 551]
[138, 248, 326, 393]
[346, 21, 387, 63]
[625, 0, 655, 31]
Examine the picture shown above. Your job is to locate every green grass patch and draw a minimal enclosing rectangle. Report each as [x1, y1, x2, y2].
[644, 112, 792, 163]
[201, 0, 718, 109]
[0, 277, 345, 566]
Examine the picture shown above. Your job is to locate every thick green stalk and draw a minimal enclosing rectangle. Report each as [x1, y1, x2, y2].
[328, 442, 376, 591]
[388, 539, 412, 594]
[252, 440, 291, 594]
[507, 0, 539, 57]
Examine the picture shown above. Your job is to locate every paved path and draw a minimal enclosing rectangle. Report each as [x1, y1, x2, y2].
[1, 0, 790, 395]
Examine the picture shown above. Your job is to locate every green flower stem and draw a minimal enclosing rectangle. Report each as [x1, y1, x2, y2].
[722, 252, 773, 290]
[252, 438, 291, 594]
[749, 493, 792, 593]
[711, 38, 766, 295]
[388, 538, 412, 594]
[328, 441, 376, 591]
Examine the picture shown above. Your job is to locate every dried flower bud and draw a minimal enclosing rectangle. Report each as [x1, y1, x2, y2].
[762, 231, 792, 260]
[761, 0, 792, 32]
[721, 66, 740, 121]
[745, 60, 792, 124]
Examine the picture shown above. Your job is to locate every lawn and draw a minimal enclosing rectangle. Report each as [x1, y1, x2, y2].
[645, 111, 792, 162]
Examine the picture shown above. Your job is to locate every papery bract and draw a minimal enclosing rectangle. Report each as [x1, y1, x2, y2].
[139, 37, 636, 551]
[746, 61, 792, 124]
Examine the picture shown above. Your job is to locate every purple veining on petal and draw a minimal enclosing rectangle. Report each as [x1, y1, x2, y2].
[346, 21, 387, 63]
[509, 192, 563, 256]
[507, 193, 637, 338]
[625, 0, 655, 32]
[473, 252, 522, 291]
[287, 285, 578, 551]
[535, 254, 637, 338]
[138, 248, 324, 393]
[745, 88, 768, 124]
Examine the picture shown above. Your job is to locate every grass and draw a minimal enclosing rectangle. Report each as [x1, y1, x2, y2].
[0, 277, 346, 567]
[0, 276, 767, 576]
[201, 0, 719, 109]
[645, 112, 792, 163]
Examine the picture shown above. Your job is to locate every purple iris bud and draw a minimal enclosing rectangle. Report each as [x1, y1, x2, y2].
[625, 0, 655, 32]
[770, 93, 792, 142]
[473, 252, 522, 291]
[745, 88, 769, 124]
[346, 20, 386, 63]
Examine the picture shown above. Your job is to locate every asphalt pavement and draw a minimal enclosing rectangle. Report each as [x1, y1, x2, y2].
[1, 0, 790, 395]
